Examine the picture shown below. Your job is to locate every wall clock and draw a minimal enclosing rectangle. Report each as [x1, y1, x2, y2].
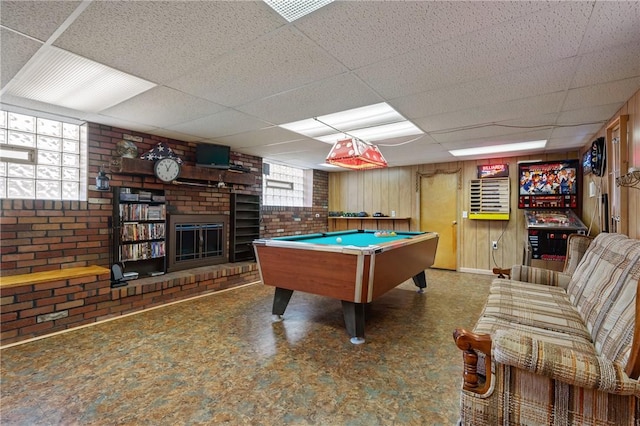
[154, 157, 181, 182]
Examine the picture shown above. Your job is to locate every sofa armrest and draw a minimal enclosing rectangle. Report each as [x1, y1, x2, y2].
[453, 328, 493, 395]
[493, 331, 639, 396]
[509, 265, 572, 288]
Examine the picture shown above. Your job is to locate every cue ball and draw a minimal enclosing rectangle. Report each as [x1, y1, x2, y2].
[336, 237, 342, 243]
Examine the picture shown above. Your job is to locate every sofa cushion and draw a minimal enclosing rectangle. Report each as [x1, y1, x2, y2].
[474, 315, 596, 355]
[508, 265, 572, 288]
[493, 331, 640, 396]
[562, 234, 594, 275]
[567, 233, 640, 365]
[484, 280, 591, 339]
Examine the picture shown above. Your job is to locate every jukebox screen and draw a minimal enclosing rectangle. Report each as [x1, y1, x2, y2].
[518, 160, 579, 196]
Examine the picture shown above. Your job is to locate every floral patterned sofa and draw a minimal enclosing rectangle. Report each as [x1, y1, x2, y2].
[454, 232, 640, 425]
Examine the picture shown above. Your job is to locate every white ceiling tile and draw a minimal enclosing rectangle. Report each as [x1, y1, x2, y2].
[572, 41, 640, 88]
[168, 26, 348, 107]
[550, 123, 603, 140]
[416, 92, 565, 134]
[392, 58, 577, 120]
[556, 103, 624, 126]
[167, 110, 272, 139]
[426, 113, 558, 144]
[81, 113, 157, 134]
[237, 73, 381, 125]
[545, 136, 593, 151]
[430, 126, 552, 148]
[563, 77, 640, 111]
[100, 86, 227, 128]
[214, 126, 307, 149]
[240, 139, 326, 157]
[0, 29, 42, 88]
[356, 3, 592, 99]
[295, 1, 557, 69]
[53, 1, 282, 83]
[141, 128, 203, 143]
[579, 1, 640, 54]
[0, 1, 81, 41]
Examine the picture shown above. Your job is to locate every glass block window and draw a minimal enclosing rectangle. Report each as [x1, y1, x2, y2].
[0, 109, 88, 200]
[263, 161, 311, 207]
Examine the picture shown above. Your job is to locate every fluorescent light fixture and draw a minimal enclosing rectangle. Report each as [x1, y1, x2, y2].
[280, 102, 423, 143]
[449, 140, 547, 157]
[264, 0, 334, 22]
[317, 121, 423, 144]
[4, 46, 156, 113]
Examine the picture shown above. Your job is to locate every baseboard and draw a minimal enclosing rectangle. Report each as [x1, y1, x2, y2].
[458, 267, 495, 276]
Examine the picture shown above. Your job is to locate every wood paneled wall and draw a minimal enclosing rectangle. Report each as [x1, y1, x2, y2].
[330, 154, 578, 273]
[580, 88, 640, 239]
[330, 91, 640, 273]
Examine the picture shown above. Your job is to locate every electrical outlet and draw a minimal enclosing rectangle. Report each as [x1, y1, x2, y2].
[492, 241, 498, 250]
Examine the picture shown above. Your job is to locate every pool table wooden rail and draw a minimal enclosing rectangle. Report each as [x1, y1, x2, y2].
[253, 232, 439, 343]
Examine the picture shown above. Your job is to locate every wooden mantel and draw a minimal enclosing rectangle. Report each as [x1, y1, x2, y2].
[111, 157, 257, 186]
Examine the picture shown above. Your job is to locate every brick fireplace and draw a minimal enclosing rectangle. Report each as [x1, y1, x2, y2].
[0, 121, 329, 346]
[167, 214, 228, 272]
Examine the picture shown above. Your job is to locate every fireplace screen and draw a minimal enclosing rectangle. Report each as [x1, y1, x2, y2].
[168, 215, 227, 272]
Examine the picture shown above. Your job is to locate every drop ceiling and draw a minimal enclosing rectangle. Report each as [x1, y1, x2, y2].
[1, 1, 639, 171]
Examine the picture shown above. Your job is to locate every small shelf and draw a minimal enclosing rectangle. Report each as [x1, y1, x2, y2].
[230, 193, 260, 262]
[469, 178, 510, 220]
[328, 216, 411, 231]
[111, 157, 256, 186]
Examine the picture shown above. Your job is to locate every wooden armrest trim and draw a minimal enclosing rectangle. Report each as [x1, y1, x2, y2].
[453, 328, 493, 394]
[492, 268, 510, 279]
[625, 279, 640, 379]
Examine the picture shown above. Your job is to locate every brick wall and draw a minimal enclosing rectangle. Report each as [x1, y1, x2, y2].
[0, 123, 265, 277]
[0, 121, 329, 346]
[0, 199, 108, 275]
[261, 170, 329, 238]
[0, 264, 259, 346]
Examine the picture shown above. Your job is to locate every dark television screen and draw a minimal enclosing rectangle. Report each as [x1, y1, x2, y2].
[518, 160, 579, 195]
[196, 144, 230, 169]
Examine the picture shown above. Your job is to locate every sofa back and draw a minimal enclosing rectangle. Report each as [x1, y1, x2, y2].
[566, 233, 640, 367]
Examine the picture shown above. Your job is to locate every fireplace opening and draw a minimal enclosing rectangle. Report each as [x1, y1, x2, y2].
[168, 215, 227, 272]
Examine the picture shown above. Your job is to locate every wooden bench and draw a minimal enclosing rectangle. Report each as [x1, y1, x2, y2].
[0, 265, 111, 289]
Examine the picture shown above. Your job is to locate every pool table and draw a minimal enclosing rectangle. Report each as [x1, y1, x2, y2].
[253, 229, 439, 344]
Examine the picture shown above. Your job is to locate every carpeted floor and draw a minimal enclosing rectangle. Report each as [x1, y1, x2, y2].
[0, 269, 492, 425]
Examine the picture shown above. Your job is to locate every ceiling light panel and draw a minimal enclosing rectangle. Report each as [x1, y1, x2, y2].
[280, 102, 423, 142]
[317, 121, 423, 144]
[449, 140, 547, 157]
[4, 46, 156, 113]
[264, 0, 334, 22]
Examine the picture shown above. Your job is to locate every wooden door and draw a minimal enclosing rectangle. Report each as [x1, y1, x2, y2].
[420, 172, 458, 270]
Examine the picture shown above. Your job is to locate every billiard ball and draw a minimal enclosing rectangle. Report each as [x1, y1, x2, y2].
[336, 237, 342, 243]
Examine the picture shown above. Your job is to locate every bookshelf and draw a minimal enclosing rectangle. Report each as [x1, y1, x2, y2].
[112, 186, 166, 278]
[229, 193, 260, 262]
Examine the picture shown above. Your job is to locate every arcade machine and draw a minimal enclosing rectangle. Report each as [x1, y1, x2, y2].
[518, 160, 587, 269]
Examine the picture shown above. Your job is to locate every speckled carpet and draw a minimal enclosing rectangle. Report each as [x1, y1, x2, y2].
[1, 269, 492, 425]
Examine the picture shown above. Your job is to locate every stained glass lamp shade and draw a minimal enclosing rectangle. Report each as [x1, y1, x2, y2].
[326, 138, 388, 170]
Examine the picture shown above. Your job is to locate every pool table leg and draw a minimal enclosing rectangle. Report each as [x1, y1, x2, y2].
[272, 287, 294, 322]
[341, 301, 366, 344]
[412, 270, 427, 293]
